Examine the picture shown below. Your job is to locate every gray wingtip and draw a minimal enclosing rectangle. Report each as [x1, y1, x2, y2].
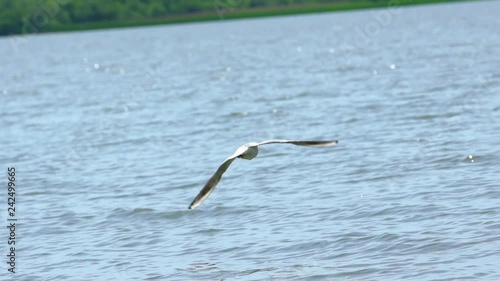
[188, 199, 200, 210]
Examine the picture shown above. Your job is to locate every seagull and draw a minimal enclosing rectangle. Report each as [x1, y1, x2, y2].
[188, 139, 338, 209]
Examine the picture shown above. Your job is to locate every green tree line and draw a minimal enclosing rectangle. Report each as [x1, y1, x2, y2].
[0, 0, 462, 36]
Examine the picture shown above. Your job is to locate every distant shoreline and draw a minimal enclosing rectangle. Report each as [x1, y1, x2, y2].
[6, 0, 471, 37]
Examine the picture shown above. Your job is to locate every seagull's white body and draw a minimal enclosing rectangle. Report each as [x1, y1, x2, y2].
[188, 139, 338, 209]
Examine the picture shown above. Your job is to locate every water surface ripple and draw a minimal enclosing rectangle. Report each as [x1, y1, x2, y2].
[1, 1, 499, 280]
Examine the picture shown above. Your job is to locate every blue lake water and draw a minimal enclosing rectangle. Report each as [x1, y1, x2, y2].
[1, 1, 500, 280]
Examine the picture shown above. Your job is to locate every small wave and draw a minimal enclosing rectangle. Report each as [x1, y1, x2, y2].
[229, 111, 249, 116]
[129, 208, 154, 214]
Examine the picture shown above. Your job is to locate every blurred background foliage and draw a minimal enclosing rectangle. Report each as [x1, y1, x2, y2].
[0, 0, 460, 35]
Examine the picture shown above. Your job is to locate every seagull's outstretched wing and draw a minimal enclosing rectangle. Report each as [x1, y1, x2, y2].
[188, 139, 338, 209]
[188, 146, 248, 209]
[257, 139, 338, 147]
